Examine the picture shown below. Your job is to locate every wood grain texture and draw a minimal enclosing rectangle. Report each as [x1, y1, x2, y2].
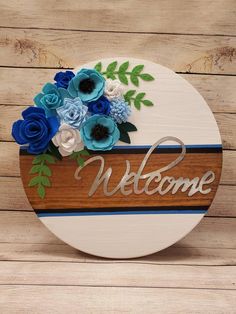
[1, 0, 236, 36]
[1, 143, 236, 185]
[0, 285, 235, 314]
[0, 261, 235, 289]
[1, 68, 235, 113]
[0, 211, 235, 249]
[0, 28, 235, 74]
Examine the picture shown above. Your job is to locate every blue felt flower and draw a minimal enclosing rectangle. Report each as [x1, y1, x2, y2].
[68, 69, 105, 103]
[109, 99, 131, 124]
[88, 96, 111, 116]
[56, 97, 88, 129]
[80, 115, 120, 151]
[12, 107, 59, 154]
[34, 83, 70, 117]
[54, 71, 75, 89]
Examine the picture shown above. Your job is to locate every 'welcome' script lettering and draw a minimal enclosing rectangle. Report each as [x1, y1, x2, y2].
[74, 136, 215, 197]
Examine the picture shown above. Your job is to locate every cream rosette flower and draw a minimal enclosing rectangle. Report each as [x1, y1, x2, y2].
[104, 79, 124, 100]
[52, 123, 84, 157]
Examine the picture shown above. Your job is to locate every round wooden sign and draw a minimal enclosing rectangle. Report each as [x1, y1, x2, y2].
[19, 58, 222, 258]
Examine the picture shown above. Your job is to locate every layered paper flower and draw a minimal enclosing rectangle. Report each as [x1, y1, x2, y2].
[52, 124, 84, 157]
[54, 71, 75, 89]
[68, 69, 105, 102]
[34, 83, 70, 117]
[88, 96, 111, 115]
[81, 115, 120, 151]
[12, 107, 59, 154]
[57, 97, 88, 129]
[104, 79, 124, 100]
[110, 99, 131, 124]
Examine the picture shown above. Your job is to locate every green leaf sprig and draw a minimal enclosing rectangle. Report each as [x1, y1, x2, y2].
[69, 149, 90, 167]
[124, 90, 154, 110]
[94, 61, 154, 87]
[28, 154, 56, 199]
[117, 122, 137, 144]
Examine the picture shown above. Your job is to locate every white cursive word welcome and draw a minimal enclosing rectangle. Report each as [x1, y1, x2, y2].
[74, 136, 215, 197]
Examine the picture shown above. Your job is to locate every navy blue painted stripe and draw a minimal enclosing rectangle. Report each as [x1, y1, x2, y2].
[37, 209, 207, 217]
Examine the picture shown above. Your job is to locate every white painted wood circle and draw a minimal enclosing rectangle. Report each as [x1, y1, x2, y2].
[36, 57, 222, 259]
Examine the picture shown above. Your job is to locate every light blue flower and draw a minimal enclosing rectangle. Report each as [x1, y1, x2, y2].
[68, 69, 105, 103]
[80, 115, 120, 151]
[56, 97, 88, 129]
[34, 83, 70, 117]
[109, 99, 131, 124]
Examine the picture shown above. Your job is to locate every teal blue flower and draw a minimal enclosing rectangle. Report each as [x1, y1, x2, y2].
[80, 115, 120, 151]
[34, 83, 70, 117]
[68, 69, 105, 103]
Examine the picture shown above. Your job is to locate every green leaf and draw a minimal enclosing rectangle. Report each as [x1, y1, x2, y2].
[48, 141, 62, 160]
[41, 165, 52, 176]
[139, 73, 154, 81]
[94, 62, 102, 72]
[107, 61, 117, 72]
[134, 98, 141, 110]
[120, 122, 137, 132]
[106, 72, 116, 80]
[136, 92, 145, 101]
[124, 90, 136, 104]
[118, 61, 129, 73]
[142, 99, 154, 107]
[118, 72, 128, 85]
[69, 152, 77, 159]
[77, 157, 85, 167]
[130, 74, 139, 87]
[41, 176, 51, 187]
[32, 155, 44, 164]
[28, 176, 41, 187]
[79, 149, 90, 156]
[30, 165, 42, 174]
[132, 64, 144, 75]
[41, 154, 55, 164]
[37, 184, 45, 199]
[119, 131, 131, 144]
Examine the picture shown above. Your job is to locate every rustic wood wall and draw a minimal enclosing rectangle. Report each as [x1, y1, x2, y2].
[0, 1, 235, 312]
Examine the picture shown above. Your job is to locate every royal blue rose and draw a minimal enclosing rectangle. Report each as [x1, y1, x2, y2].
[68, 69, 105, 103]
[54, 71, 75, 89]
[88, 96, 111, 116]
[80, 115, 120, 151]
[12, 107, 59, 154]
[34, 83, 70, 117]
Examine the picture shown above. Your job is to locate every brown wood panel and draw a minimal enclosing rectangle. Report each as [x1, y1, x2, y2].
[1, 1, 236, 36]
[1, 67, 235, 113]
[0, 28, 235, 74]
[20, 151, 222, 210]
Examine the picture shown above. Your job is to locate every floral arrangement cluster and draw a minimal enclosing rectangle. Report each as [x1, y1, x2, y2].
[12, 61, 154, 198]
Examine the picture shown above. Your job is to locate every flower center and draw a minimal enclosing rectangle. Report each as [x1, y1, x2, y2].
[79, 78, 95, 94]
[91, 124, 109, 141]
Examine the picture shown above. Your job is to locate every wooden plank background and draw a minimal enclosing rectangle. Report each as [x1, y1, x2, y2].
[0, 1, 235, 313]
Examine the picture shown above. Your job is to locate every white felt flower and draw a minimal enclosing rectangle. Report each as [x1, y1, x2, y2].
[104, 79, 124, 100]
[52, 123, 84, 157]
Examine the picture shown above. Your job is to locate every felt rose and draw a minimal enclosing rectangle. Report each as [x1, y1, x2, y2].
[57, 97, 88, 129]
[34, 83, 70, 117]
[52, 124, 84, 157]
[80, 115, 120, 151]
[68, 69, 105, 102]
[104, 79, 124, 100]
[11, 107, 59, 154]
[54, 71, 75, 89]
[88, 96, 111, 116]
[110, 99, 131, 124]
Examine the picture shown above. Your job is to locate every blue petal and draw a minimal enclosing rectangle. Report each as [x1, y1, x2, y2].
[111, 127, 120, 144]
[97, 116, 115, 133]
[47, 116, 60, 138]
[58, 87, 71, 100]
[12, 120, 27, 144]
[22, 106, 45, 119]
[92, 135, 113, 150]
[42, 82, 56, 94]
[34, 93, 44, 107]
